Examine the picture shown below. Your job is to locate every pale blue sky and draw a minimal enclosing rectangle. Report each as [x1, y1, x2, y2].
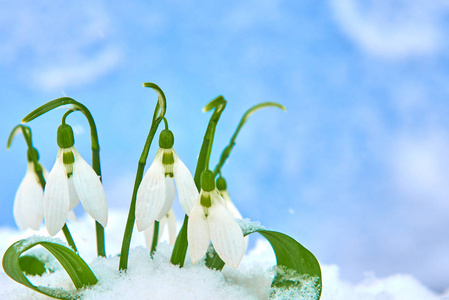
[1, 0, 449, 292]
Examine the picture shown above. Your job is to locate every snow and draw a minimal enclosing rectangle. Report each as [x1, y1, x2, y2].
[0, 210, 447, 300]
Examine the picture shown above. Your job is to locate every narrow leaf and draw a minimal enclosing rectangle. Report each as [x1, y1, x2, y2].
[142, 82, 167, 119]
[2, 237, 98, 300]
[206, 228, 322, 299]
[19, 255, 46, 276]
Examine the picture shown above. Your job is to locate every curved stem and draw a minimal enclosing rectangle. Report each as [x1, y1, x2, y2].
[161, 117, 169, 130]
[23, 97, 105, 257]
[119, 84, 167, 271]
[213, 102, 285, 176]
[7, 125, 33, 150]
[170, 95, 227, 267]
[10, 125, 78, 252]
[62, 109, 76, 124]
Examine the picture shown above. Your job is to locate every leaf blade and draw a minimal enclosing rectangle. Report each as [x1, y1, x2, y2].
[2, 237, 98, 300]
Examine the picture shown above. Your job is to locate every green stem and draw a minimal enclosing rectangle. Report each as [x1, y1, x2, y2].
[213, 102, 285, 176]
[119, 83, 166, 271]
[62, 224, 78, 252]
[170, 96, 227, 267]
[150, 221, 159, 256]
[23, 97, 105, 257]
[119, 113, 162, 270]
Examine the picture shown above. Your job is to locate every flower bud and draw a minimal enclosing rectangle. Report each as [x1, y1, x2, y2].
[201, 170, 215, 192]
[159, 129, 174, 149]
[57, 124, 75, 149]
[216, 176, 227, 191]
[27, 147, 39, 162]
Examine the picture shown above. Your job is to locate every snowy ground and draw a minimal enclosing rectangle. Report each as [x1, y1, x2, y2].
[0, 211, 447, 300]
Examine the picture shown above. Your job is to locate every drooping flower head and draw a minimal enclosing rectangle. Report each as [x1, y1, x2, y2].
[135, 129, 198, 232]
[188, 170, 245, 269]
[13, 147, 47, 231]
[144, 208, 177, 249]
[216, 176, 243, 219]
[43, 123, 108, 236]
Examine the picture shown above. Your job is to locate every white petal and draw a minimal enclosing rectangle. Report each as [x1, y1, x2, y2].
[187, 198, 210, 265]
[13, 163, 44, 231]
[220, 190, 243, 219]
[68, 177, 80, 210]
[44, 151, 70, 236]
[135, 150, 167, 231]
[67, 210, 78, 222]
[172, 150, 198, 215]
[208, 191, 245, 269]
[72, 148, 108, 227]
[166, 208, 177, 245]
[155, 177, 175, 221]
[42, 164, 50, 181]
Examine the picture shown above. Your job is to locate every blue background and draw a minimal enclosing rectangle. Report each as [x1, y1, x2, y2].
[1, 0, 448, 292]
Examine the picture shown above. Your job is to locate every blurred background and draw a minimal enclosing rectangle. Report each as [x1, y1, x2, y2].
[1, 0, 448, 293]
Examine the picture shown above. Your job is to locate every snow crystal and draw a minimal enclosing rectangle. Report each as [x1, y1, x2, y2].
[15, 235, 68, 252]
[236, 218, 265, 236]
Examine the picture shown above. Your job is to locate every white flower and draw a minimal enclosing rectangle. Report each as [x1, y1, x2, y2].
[144, 208, 177, 248]
[187, 189, 245, 269]
[219, 190, 243, 219]
[135, 147, 198, 232]
[13, 162, 46, 231]
[43, 147, 108, 236]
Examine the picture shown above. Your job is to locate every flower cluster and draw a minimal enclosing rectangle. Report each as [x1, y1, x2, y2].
[135, 129, 245, 268]
[188, 170, 245, 268]
[5, 88, 322, 300]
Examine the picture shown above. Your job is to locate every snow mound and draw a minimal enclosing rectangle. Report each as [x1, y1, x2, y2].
[0, 210, 446, 299]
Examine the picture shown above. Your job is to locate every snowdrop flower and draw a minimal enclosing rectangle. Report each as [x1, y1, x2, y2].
[144, 208, 177, 248]
[188, 170, 245, 269]
[13, 148, 48, 231]
[216, 176, 243, 219]
[43, 124, 108, 236]
[136, 129, 198, 232]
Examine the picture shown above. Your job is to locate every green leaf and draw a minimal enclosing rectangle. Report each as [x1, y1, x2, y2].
[2, 237, 98, 300]
[170, 215, 189, 266]
[258, 230, 321, 299]
[206, 228, 322, 299]
[18, 255, 46, 276]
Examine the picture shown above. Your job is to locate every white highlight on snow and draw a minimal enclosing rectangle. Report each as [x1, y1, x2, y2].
[330, 0, 449, 59]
